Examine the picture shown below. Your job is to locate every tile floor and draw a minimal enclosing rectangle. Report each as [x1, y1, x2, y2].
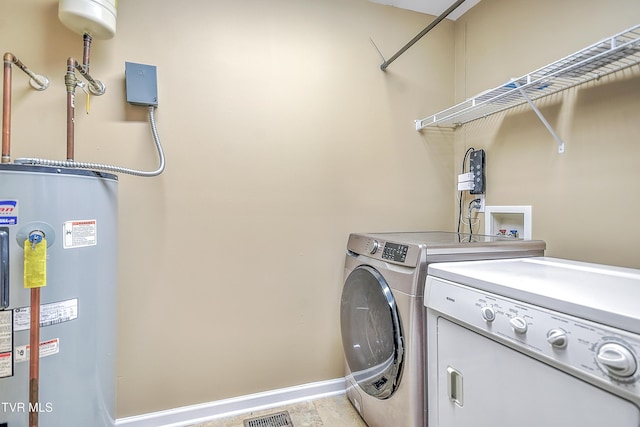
[188, 394, 367, 427]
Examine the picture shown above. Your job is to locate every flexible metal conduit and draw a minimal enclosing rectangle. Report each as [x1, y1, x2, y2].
[16, 105, 166, 177]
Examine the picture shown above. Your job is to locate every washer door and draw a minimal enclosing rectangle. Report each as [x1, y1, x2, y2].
[340, 265, 404, 399]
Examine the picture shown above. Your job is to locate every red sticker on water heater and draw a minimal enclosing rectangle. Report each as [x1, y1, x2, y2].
[0, 200, 18, 225]
[63, 219, 97, 249]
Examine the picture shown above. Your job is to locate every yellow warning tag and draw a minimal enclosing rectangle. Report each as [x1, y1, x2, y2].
[24, 238, 47, 288]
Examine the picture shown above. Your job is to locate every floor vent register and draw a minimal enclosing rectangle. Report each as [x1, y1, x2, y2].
[243, 410, 294, 427]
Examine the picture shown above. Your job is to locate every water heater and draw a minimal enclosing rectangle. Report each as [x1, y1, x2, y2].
[0, 164, 117, 426]
[58, 0, 117, 39]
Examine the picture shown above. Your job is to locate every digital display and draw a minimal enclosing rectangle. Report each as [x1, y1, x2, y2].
[382, 243, 408, 263]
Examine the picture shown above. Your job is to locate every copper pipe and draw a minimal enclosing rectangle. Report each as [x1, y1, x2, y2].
[65, 58, 77, 161]
[8, 55, 48, 89]
[29, 287, 40, 427]
[82, 33, 92, 73]
[71, 58, 105, 96]
[2, 53, 14, 163]
[65, 52, 107, 161]
[2, 53, 48, 163]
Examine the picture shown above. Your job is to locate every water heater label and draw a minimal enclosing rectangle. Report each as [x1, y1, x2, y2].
[63, 219, 97, 249]
[0, 200, 18, 225]
[14, 338, 60, 363]
[13, 298, 78, 332]
[0, 351, 11, 378]
[0, 311, 11, 353]
[0, 311, 12, 378]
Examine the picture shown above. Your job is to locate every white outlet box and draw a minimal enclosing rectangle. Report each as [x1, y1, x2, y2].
[476, 194, 485, 213]
[484, 205, 532, 239]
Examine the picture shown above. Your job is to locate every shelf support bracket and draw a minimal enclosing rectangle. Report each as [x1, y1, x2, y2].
[514, 83, 565, 153]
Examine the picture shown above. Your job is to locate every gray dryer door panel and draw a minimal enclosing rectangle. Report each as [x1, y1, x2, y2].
[433, 317, 640, 427]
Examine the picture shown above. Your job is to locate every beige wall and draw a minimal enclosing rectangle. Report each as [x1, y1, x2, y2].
[6, 0, 639, 420]
[451, 0, 640, 268]
[4, 0, 454, 417]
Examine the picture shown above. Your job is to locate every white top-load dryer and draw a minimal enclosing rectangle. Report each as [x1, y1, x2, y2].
[425, 257, 640, 427]
[340, 231, 545, 427]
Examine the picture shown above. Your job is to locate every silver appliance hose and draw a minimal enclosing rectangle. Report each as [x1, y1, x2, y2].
[16, 105, 165, 177]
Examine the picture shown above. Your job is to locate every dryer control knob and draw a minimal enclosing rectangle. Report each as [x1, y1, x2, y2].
[480, 306, 496, 323]
[597, 343, 637, 378]
[369, 240, 379, 255]
[546, 328, 568, 349]
[509, 316, 528, 334]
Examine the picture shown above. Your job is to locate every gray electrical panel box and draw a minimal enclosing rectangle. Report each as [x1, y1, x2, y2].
[125, 62, 158, 106]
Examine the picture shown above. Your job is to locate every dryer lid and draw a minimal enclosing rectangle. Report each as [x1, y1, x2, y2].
[427, 257, 640, 334]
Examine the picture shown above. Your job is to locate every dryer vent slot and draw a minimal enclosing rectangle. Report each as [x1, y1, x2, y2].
[243, 410, 294, 427]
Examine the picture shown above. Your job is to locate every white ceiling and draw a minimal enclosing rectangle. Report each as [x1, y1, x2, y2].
[368, 0, 481, 20]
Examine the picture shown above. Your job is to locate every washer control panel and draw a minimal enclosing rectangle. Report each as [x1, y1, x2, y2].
[348, 234, 419, 266]
[426, 276, 640, 397]
[381, 242, 409, 263]
[365, 239, 409, 263]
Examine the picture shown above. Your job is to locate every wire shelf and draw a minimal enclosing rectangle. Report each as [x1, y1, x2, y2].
[415, 24, 640, 130]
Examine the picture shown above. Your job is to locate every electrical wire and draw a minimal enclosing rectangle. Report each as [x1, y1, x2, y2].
[458, 204, 479, 230]
[15, 106, 165, 177]
[467, 198, 481, 239]
[457, 147, 475, 237]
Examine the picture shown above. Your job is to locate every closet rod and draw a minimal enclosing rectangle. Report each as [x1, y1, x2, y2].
[380, 0, 466, 71]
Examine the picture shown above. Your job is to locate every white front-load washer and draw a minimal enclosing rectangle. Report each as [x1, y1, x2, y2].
[425, 257, 640, 427]
[340, 231, 545, 427]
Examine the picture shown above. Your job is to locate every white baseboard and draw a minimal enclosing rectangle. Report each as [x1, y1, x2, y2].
[115, 378, 347, 427]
